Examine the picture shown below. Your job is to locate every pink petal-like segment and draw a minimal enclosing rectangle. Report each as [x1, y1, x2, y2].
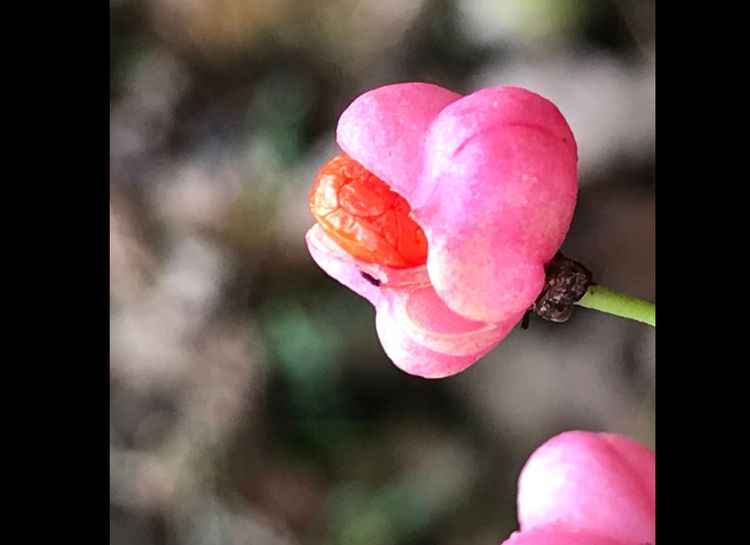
[500, 525, 632, 545]
[417, 87, 577, 323]
[517, 431, 655, 545]
[337, 82, 461, 209]
[306, 224, 516, 378]
[306, 224, 389, 307]
[375, 302, 497, 378]
[390, 285, 513, 356]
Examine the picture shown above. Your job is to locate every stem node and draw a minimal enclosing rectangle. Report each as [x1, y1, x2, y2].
[532, 252, 655, 327]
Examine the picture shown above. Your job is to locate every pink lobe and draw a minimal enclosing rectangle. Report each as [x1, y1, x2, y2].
[375, 301, 496, 378]
[390, 285, 514, 356]
[517, 431, 655, 545]
[336, 82, 461, 209]
[418, 87, 577, 322]
[306, 224, 514, 377]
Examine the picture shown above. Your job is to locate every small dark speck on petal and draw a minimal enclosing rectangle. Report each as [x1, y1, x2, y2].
[360, 271, 381, 286]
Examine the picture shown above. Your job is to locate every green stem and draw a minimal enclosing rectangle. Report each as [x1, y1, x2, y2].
[576, 285, 655, 327]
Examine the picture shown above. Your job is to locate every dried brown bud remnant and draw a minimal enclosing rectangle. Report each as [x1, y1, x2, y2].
[533, 252, 593, 323]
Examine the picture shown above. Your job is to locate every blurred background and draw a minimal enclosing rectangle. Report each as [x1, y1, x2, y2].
[110, 0, 654, 543]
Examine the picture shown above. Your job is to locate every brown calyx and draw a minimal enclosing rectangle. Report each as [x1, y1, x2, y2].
[532, 252, 593, 323]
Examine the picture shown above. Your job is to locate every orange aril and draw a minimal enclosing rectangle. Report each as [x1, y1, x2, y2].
[309, 152, 428, 268]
